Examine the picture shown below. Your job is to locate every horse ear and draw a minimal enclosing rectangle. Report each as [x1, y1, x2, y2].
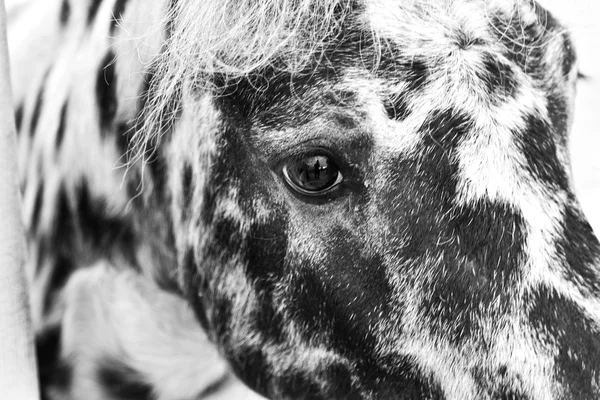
[0, 1, 40, 398]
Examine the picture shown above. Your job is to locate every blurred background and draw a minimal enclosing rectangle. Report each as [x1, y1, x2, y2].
[540, 1, 600, 234]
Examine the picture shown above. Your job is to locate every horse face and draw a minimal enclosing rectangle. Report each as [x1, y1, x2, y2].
[173, 2, 585, 398]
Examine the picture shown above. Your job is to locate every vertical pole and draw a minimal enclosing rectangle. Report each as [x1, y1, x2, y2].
[0, 0, 40, 398]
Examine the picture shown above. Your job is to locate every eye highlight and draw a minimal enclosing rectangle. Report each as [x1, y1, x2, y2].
[282, 154, 343, 196]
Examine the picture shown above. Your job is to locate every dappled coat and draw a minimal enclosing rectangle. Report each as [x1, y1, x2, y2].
[8, 0, 600, 399]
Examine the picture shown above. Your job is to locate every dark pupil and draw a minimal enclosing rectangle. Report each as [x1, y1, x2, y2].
[289, 155, 339, 192]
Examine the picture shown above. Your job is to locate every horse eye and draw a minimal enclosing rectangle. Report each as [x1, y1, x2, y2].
[282, 154, 343, 195]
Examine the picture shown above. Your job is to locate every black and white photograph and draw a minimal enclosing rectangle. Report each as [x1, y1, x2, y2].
[0, 0, 599, 399]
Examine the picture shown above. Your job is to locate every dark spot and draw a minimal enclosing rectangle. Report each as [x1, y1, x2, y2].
[383, 109, 525, 343]
[52, 185, 72, 253]
[97, 360, 153, 400]
[529, 286, 600, 398]
[74, 181, 136, 262]
[251, 288, 286, 345]
[320, 364, 360, 400]
[381, 57, 430, 121]
[214, 67, 317, 127]
[497, 390, 529, 400]
[492, 11, 548, 79]
[449, 202, 525, 288]
[288, 258, 387, 361]
[55, 102, 68, 149]
[245, 219, 288, 343]
[245, 217, 288, 281]
[59, 0, 70, 25]
[49, 182, 136, 267]
[229, 350, 360, 400]
[226, 347, 270, 397]
[181, 163, 193, 210]
[546, 93, 569, 141]
[275, 371, 325, 400]
[110, 0, 129, 33]
[210, 290, 234, 342]
[30, 91, 43, 136]
[455, 32, 485, 50]
[31, 182, 44, 232]
[391, 110, 471, 235]
[557, 205, 600, 294]
[212, 23, 421, 130]
[518, 113, 569, 190]
[87, 0, 103, 24]
[498, 365, 508, 377]
[360, 357, 444, 400]
[213, 28, 372, 129]
[282, 228, 394, 392]
[14, 103, 23, 133]
[213, 217, 245, 258]
[200, 184, 217, 226]
[163, 0, 179, 38]
[145, 151, 168, 196]
[471, 365, 529, 399]
[420, 201, 525, 344]
[422, 108, 472, 150]
[114, 121, 134, 157]
[42, 255, 75, 314]
[30, 71, 50, 137]
[139, 70, 153, 104]
[561, 33, 577, 77]
[181, 248, 210, 331]
[479, 52, 518, 99]
[384, 94, 410, 121]
[288, 266, 378, 361]
[96, 52, 118, 134]
[333, 112, 358, 129]
[401, 59, 429, 94]
[198, 374, 232, 398]
[322, 89, 357, 108]
[36, 325, 72, 394]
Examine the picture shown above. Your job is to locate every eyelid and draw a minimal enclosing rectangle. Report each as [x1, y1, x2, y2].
[275, 144, 351, 175]
[266, 136, 344, 169]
